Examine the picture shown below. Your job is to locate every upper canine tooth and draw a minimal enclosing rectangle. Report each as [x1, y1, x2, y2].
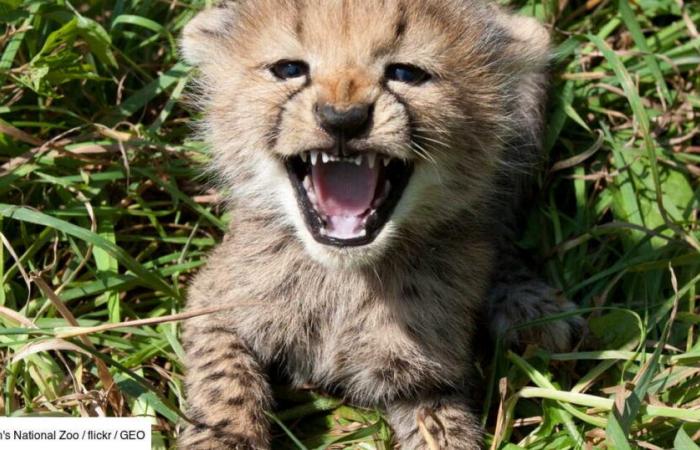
[310, 151, 319, 165]
[382, 157, 391, 167]
[367, 153, 377, 169]
[300, 153, 308, 163]
[355, 156, 362, 166]
[321, 152, 330, 163]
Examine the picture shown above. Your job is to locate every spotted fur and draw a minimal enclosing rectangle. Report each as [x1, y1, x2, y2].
[179, 1, 581, 448]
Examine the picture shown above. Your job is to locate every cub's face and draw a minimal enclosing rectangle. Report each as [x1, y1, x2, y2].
[182, 0, 549, 268]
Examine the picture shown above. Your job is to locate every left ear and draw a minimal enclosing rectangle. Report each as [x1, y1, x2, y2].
[180, 3, 239, 67]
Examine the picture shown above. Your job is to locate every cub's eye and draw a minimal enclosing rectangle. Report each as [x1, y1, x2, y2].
[271, 60, 309, 80]
[386, 64, 431, 85]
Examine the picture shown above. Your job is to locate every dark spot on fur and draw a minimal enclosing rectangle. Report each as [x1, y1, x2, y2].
[198, 360, 217, 371]
[207, 387, 223, 400]
[248, 409, 264, 424]
[198, 346, 217, 356]
[224, 355, 245, 364]
[389, 357, 410, 372]
[333, 350, 349, 370]
[187, 407, 206, 422]
[206, 370, 230, 381]
[230, 342, 248, 352]
[214, 419, 231, 430]
[203, 326, 234, 336]
[230, 355, 246, 372]
[268, 238, 288, 255]
[236, 373, 255, 388]
[427, 423, 441, 435]
[227, 396, 247, 407]
[256, 318, 274, 335]
[294, 0, 307, 40]
[395, 16, 407, 40]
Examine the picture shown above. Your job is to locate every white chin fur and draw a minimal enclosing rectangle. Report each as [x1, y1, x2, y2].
[297, 221, 397, 270]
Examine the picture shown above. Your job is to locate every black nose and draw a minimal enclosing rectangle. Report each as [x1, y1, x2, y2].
[315, 103, 371, 139]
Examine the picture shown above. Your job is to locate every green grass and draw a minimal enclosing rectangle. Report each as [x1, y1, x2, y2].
[0, 0, 699, 448]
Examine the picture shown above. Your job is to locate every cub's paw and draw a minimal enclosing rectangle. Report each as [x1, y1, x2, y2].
[179, 424, 270, 450]
[388, 396, 482, 450]
[415, 407, 482, 450]
[488, 278, 585, 352]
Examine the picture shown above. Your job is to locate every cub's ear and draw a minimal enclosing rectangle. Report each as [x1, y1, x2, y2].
[180, 3, 238, 67]
[495, 10, 551, 71]
[489, 9, 551, 150]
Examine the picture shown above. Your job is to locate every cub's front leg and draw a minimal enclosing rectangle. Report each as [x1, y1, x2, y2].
[179, 319, 272, 450]
[387, 394, 482, 450]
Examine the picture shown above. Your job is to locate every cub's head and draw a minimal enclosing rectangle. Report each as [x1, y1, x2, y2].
[182, 0, 549, 268]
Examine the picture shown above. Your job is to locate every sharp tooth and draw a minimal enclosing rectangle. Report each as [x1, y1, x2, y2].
[321, 152, 330, 163]
[355, 155, 362, 166]
[303, 176, 312, 190]
[300, 152, 308, 163]
[372, 181, 392, 208]
[367, 153, 377, 169]
[359, 229, 367, 237]
[310, 151, 319, 165]
[383, 157, 391, 167]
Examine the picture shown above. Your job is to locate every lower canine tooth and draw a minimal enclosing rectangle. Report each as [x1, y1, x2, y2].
[372, 182, 392, 208]
[308, 191, 317, 205]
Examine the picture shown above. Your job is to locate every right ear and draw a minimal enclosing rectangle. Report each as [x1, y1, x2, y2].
[180, 2, 238, 67]
[494, 10, 551, 73]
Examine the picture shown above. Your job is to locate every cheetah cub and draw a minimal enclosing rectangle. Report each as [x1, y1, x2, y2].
[179, 0, 582, 448]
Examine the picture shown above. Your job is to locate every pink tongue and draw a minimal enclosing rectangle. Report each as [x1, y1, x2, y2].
[312, 159, 380, 218]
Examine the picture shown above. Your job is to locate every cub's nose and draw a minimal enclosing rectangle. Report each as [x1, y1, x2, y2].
[315, 103, 371, 139]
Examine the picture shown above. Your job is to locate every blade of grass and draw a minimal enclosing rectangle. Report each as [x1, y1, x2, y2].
[0, 204, 180, 300]
[588, 33, 700, 251]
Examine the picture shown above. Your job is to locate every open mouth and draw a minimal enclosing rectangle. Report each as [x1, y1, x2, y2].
[286, 150, 413, 247]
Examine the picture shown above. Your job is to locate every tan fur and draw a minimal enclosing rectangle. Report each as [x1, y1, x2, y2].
[179, 1, 581, 449]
